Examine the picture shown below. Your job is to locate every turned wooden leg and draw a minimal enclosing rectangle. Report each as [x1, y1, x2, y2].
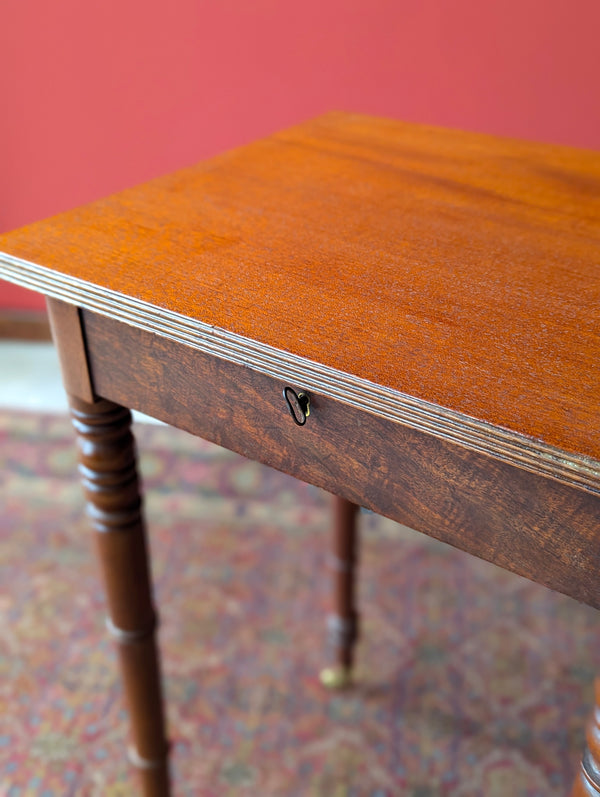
[70, 395, 170, 796]
[572, 678, 600, 796]
[320, 496, 360, 689]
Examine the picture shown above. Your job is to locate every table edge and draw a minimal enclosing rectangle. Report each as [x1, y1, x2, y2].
[2, 251, 599, 496]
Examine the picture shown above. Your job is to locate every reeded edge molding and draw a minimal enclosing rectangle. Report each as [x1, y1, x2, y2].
[2, 252, 600, 495]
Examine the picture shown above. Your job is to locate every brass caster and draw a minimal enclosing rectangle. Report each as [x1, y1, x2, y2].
[319, 665, 352, 689]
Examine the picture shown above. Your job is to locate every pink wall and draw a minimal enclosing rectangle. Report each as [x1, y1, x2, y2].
[2, 0, 599, 310]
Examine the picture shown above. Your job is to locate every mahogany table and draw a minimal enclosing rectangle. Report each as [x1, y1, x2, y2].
[1, 112, 599, 795]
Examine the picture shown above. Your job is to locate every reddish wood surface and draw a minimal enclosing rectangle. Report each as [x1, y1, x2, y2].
[0, 113, 598, 464]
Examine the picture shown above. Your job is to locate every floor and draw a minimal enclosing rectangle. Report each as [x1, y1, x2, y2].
[0, 340, 157, 421]
[0, 341, 66, 411]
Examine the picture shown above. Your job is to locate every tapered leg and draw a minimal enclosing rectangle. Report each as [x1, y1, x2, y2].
[320, 496, 360, 689]
[70, 395, 170, 796]
[571, 679, 600, 796]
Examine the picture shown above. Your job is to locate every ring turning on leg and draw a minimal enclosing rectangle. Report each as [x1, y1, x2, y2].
[571, 679, 600, 796]
[70, 396, 170, 797]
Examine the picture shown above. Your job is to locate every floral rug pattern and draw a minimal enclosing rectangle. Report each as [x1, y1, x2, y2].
[0, 411, 597, 796]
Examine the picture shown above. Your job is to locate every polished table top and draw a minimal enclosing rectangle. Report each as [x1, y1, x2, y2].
[1, 113, 598, 478]
[1, 110, 599, 591]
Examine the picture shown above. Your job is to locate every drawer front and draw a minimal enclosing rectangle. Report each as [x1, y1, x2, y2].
[82, 309, 600, 609]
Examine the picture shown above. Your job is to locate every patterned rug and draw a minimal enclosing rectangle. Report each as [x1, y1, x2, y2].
[0, 410, 597, 796]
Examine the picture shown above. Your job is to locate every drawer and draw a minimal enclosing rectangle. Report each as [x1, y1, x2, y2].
[82, 309, 600, 609]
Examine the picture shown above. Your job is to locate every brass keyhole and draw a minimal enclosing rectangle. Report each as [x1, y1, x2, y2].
[283, 387, 310, 426]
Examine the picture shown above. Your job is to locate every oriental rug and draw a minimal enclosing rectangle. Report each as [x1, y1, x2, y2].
[0, 411, 596, 796]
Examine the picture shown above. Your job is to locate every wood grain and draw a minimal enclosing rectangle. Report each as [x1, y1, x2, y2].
[0, 112, 598, 468]
[83, 310, 600, 611]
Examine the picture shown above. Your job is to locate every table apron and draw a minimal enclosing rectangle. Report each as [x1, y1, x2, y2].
[81, 309, 600, 610]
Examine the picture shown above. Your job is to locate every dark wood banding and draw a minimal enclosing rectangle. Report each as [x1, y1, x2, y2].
[82, 310, 600, 612]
